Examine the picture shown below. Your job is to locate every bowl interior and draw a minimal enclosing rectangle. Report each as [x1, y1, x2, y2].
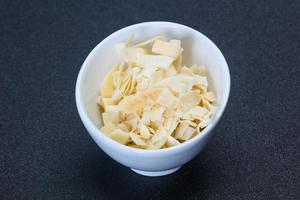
[77, 22, 230, 131]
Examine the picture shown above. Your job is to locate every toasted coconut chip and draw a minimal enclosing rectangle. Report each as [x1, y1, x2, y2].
[136, 78, 150, 92]
[150, 120, 163, 130]
[120, 78, 133, 96]
[140, 125, 151, 139]
[141, 110, 151, 125]
[202, 98, 216, 112]
[140, 87, 163, 101]
[105, 105, 120, 112]
[179, 66, 194, 76]
[118, 95, 144, 113]
[124, 117, 139, 131]
[156, 88, 176, 107]
[163, 106, 176, 118]
[180, 91, 202, 111]
[102, 106, 120, 125]
[101, 72, 114, 98]
[199, 114, 212, 129]
[101, 123, 116, 135]
[174, 122, 189, 139]
[126, 112, 139, 120]
[134, 36, 164, 47]
[152, 39, 181, 59]
[149, 130, 168, 149]
[165, 136, 181, 147]
[194, 75, 208, 91]
[173, 48, 183, 68]
[129, 132, 148, 147]
[180, 119, 198, 127]
[155, 74, 194, 95]
[117, 123, 129, 132]
[191, 65, 206, 76]
[150, 106, 165, 121]
[137, 53, 174, 69]
[180, 127, 196, 141]
[109, 129, 130, 144]
[119, 88, 163, 113]
[102, 98, 118, 108]
[189, 106, 209, 120]
[178, 111, 193, 120]
[112, 71, 124, 89]
[164, 117, 179, 134]
[120, 47, 147, 63]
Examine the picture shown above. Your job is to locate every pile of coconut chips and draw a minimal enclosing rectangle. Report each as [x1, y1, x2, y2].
[98, 36, 216, 149]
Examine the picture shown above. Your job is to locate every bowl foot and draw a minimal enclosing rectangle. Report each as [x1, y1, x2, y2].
[131, 166, 181, 177]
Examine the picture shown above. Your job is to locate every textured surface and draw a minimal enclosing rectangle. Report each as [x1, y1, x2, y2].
[1, 0, 299, 199]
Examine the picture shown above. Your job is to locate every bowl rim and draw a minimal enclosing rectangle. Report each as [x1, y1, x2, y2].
[75, 21, 231, 155]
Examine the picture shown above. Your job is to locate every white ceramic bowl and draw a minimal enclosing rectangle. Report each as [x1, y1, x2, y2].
[75, 22, 230, 176]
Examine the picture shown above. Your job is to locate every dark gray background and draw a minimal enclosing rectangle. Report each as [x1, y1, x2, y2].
[1, 0, 299, 199]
